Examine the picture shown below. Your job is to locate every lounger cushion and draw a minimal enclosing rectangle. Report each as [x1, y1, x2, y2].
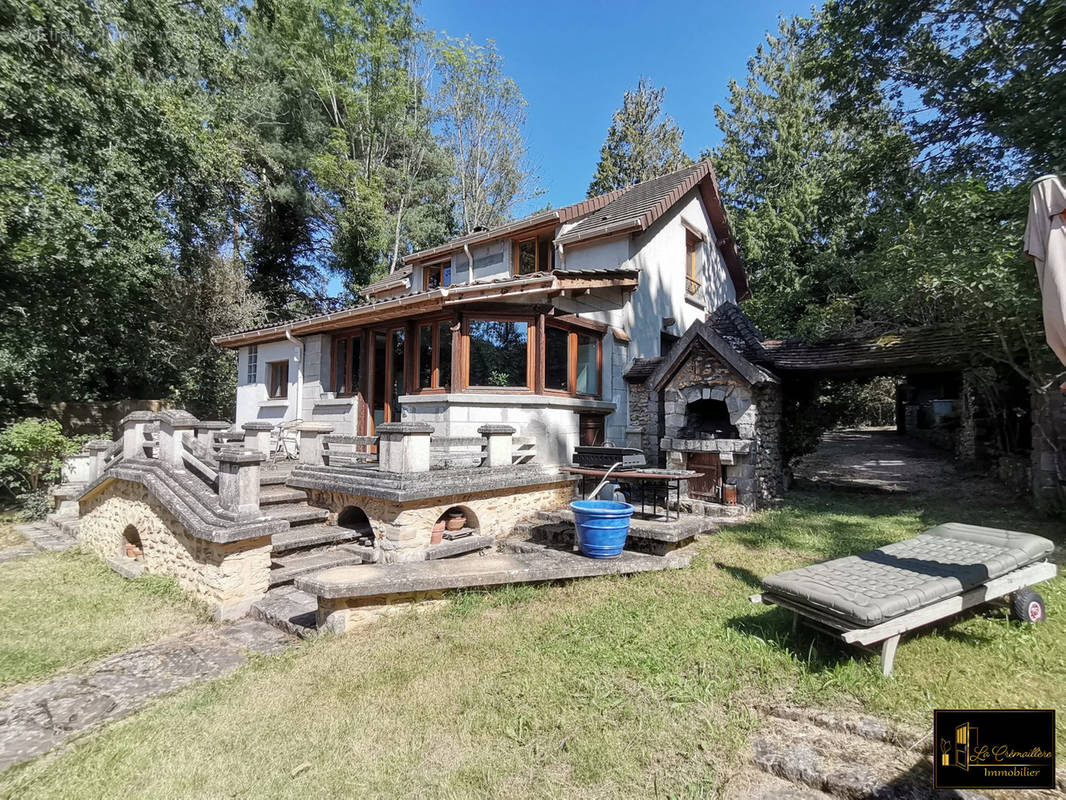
[762, 523, 1055, 627]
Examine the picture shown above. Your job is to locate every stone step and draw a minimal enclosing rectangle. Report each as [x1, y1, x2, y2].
[337, 542, 379, 562]
[264, 504, 329, 527]
[271, 524, 359, 554]
[259, 471, 291, 487]
[268, 549, 365, 587]
[298, 541, 692, 601]
[259, 486, 308, 506]
[424, 534, 495, 560]
[250, 586, 320, 638]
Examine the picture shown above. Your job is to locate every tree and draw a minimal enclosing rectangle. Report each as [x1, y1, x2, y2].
[435, 36, 536, 233]
[0, 419, 79, 495]
[588, 77, 692, 196]
[710, 20, 916, 339]
[815, 0, 1066, 181]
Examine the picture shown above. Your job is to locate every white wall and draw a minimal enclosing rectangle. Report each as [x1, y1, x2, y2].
[234, 339, 302, 426]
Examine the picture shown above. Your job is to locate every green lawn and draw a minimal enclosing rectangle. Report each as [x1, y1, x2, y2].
[1, 490, 1062, 799]
[0, 550, 208, 691]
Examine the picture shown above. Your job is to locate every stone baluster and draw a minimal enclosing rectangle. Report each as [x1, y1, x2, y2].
[478, 424, 516, 468]
[194, 420, 232, 449]
[86, 440, 112, 482]
[241, 421, 274, 456]
[217, 450, 265, 516]
[157, 410, 200, 468]
[120, 411, 159, 460]
[296, 422, 335, 466]
[376, 422, 433, 473]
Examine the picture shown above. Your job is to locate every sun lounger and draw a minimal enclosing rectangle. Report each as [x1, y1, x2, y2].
[750, 523, 1057, 675]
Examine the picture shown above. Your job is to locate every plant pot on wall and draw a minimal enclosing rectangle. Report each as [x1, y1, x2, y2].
[445, 511, 467, 531]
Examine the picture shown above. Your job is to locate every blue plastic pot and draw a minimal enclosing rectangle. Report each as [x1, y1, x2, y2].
[570, 500, 635, 559]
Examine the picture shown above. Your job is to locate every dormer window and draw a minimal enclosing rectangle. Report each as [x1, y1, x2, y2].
[423, 260, 452, 290]
[513, 230, 555, 276]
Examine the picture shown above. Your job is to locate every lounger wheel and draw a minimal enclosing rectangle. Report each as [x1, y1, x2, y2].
[1010, 589, 1046, 624]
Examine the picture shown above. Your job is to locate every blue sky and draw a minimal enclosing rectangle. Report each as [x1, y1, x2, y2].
[421, 0, 815, 214]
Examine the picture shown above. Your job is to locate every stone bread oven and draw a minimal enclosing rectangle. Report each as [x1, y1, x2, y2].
[631, 320, 783, 509]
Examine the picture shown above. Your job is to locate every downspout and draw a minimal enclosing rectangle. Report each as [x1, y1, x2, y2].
[463, 243, 474, 284]
[284, 327, 304, 421]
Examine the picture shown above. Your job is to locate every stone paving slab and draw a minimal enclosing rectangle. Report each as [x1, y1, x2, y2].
[0, 619, 293, 771]
[0, 544, 38, 564]
[13, 520, 77, 553]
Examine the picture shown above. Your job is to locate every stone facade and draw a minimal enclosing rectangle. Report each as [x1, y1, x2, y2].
[625, 382, 659, 464]
[305, 481, 575, 563]
[78, 479, 272, 619]
[317, 592, 448, 634]
[633, 342, 783, 509]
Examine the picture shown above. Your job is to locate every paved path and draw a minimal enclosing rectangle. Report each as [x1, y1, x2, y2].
[0, 619, 293, 771]
[792, 428, 1005, 497]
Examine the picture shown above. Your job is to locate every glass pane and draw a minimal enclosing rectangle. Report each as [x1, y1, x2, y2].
[443, 266, 452, 286]
[373, 332, 386, 427]
[516, 240, 536, 275]
[545, 327, 569, 391]
[538, 237, 552, 271]
[468, 320, 528, 387]
[334, 339, 347, 394]
[438, 321, 452, 390]
[576, 333, 598, 396]
[350, 335, 361, 395]
[418, 325, 433, 388]
[390, 328, 405, 419]
[426, 267, 441, 290]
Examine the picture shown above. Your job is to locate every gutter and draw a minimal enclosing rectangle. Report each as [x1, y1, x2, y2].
[463, 243, 474, 285]
[284, 327, 304, 421]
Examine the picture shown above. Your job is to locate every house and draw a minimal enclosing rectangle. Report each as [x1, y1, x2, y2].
[213, 161, 751, 467]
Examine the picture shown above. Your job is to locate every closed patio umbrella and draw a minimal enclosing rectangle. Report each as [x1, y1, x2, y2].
[1025, 174, 1066, 373]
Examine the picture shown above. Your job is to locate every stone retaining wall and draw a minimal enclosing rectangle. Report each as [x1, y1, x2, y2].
[306, 481, 575, 563]
[317, 592, 448, 633]
[78, 479, 271, 619]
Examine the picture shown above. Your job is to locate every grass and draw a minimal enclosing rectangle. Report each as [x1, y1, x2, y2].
[1, 489, 1063, 799]
[0, 549, 208, 691]
[0, 511, 25, 550]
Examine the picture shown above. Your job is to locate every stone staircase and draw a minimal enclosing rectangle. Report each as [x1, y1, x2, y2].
[258, 469, 370, 588]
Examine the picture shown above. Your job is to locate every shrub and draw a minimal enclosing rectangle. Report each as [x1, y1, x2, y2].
[0, 419, 80, 501]
[16, 490, 51, 521]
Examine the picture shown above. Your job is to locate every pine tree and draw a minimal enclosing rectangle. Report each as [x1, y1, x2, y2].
[587, 78, 692, 197]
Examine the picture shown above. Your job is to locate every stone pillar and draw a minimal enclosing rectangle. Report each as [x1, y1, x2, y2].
[86, 440, 112, 482]
[195, 420, 232, 449]
[478, 424, 516, 468]
[217, 450, 266, 516]
[242, 420, 274, 456]
[376, 422, 433, 473]
[157, 409, 200, 468]
[120, 411, 159, 460]
[297, 422, 335, 466]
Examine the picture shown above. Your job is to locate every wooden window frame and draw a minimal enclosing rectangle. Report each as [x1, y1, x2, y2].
[330, 332, 363, 397]
[412, 315, 454, 394]
[685, 229, 702, 297]
[462, 314, 535, 392]
[266, 360, 289, 399]
[511, 228, 555, 276]
[422, 260, 452, 292]
[543, 321, 603, 399]
[246, 344, 258, 384]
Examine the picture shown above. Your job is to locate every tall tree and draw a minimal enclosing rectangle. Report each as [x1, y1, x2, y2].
[711, 20, 916, 339]
[588, 77, 692, 196]
[434, 36, 535, 233]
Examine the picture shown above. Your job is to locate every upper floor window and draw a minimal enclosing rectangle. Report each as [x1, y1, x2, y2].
[267, 360, 289, 399]
[685, 229, 702, 296]
[246, 345, 258, 383]
[513, 230, 555, 276]
[423, 261, 452, 291]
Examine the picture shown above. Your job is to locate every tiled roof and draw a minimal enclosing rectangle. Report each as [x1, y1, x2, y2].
[708, 302, 765, 361]
[361, 264, 412, 296]
[622, 357, 663, 383]
[760, 328, 999, 374]
[555, 162, 712, 245]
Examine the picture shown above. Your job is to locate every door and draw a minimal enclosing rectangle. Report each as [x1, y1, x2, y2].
[686, 452, 722, 501]
[368, 326, 406, 433]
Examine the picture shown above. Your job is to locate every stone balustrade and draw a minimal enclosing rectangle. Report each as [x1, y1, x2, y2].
[157, 409, 199, 468]
[376, 422, 433, 473]
[478, 424, 516, 468]
[86, 440, 112, 482]
[120, 411, 159, 460]
[241, 420, 274, 456]
[217, 449, 266, 516]
[194, 420, 232, 448]
[296, 422, 335, 466]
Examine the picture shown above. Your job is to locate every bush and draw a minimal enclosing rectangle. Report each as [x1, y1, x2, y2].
[15, 490, 51, 521]
[0, 419, 80, 504]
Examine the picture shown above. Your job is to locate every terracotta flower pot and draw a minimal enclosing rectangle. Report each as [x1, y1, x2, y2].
[430, 521, 445, 545]
[722, 484, 738, 506]
[445, 512, 467, 531]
